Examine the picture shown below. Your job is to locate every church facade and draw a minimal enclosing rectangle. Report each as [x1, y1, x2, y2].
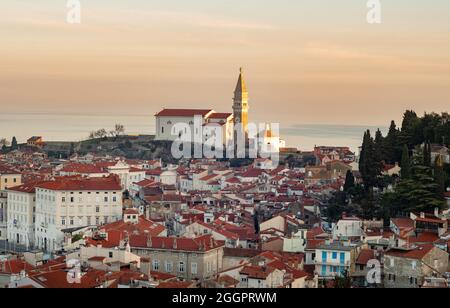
[155, 69, 248, 146]
[154, 69, 282, 152]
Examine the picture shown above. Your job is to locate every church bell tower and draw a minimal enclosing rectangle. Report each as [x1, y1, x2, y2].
[233, 67, 249, 133]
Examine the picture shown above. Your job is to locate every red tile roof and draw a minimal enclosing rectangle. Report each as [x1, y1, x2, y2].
[155, 109, 213, 117]
[36, 175, 122, 191]
[207, 113, 233, 119]
[60, 163, 105, 174]
[385, 244, 436, 260]
[130, 235, 224, 252]
[356, 249, 376, 265]
[156, 281, 195, 288]
[240, 265, 276, 279]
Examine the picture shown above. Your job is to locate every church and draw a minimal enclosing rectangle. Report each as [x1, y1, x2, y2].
[154, 69, 283, 152]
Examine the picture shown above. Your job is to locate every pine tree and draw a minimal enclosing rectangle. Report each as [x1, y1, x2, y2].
[11, 136, 18, 150]
[385, 121, 401, 164]
[374, 129, 384, 163]
[400, 145, 411, 179]
[359, 130, 382, 190]
[434, 155, 446, 196]
[422, 142, 432, 167]
[344, 170, 355, 192]
[400, 110, 420, 146]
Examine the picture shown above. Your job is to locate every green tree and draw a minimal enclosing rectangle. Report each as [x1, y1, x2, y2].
[333, 270, 352, 288]
[434, 155, 446, 197]
[359, 130, 382, 190]
[400, 110, 420, 146]
[400, 145, 412, 179]
[344, 170, 355, 192]
[384, 121, 401, 164]
[422, 142, 432, 167]
[11, 136, 18, 150]
[374, 129, 385, 164]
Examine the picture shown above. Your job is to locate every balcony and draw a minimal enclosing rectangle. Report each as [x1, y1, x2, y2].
[315, 259, 350, 267]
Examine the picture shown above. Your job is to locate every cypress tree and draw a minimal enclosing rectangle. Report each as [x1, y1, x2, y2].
[11, 136, 18, 150]
[344, 170, 355, 192]
[400, 145, 411, 179]
[434, 155, 446, 196]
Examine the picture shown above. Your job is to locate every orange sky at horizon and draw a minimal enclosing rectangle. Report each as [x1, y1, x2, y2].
[1, 1, 450, 127]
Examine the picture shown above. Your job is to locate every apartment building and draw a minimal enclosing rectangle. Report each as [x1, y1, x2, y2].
[0, 165, 22, 240]
[7, 183, 38, 249]
[34, 175, 123, 252]
[130, 234, 224, 282]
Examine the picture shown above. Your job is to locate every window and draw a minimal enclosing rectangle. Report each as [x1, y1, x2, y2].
[61, 218, 65, 226]
[191, 262, 198, 275]
[62, 197, 66, 203]
[411, 261, 417, 270]
[153, 259, 160, 271]
[96, 206, 100, 213]
[332, 252, 338, 260]
[109, 252, 113, 258]
[70, 218, 74, 225]
[178, 262, 185, 273]
[165, 261, 173, 273]
[104, 197, 108, 202]
[161, 127, 165, 134]
[322, 251, 327, 262]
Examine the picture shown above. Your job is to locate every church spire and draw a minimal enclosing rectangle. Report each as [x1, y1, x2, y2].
[233, 67, 249, 133]
[234, 67, 247, 95]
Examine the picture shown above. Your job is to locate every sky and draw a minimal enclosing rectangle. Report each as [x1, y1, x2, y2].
[1, 0, 450, 128]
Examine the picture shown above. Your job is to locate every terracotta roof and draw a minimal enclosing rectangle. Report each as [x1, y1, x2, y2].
[391, 218, 414, 229]
[385, 244, 436, 260]
[130, 235, 223, 252]
[0, 164, 21, 175]
[99, 216, 166, 239]
[36, 175, 122, 191]
[60, 163, 105, 174]
[7, 181, 43, 194]
[0, 259, 33, 274]
[356, 249, 376, 265]
[207, 113, 233, 119]
[155, 109, 213, 117]
[240, 265, 275, 279]
[156, 280, 195, 288]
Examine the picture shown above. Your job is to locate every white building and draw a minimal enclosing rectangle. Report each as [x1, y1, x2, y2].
[0, 165, 22, 240]
[34, 176, 123, 252]
[315, 240, 361, 280]
[7, 183, 38, 249]
[332, 217, 364, 240]
[107, 161, 146, 192]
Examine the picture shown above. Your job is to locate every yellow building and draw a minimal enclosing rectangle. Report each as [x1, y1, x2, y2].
[0, 165, 22, 239]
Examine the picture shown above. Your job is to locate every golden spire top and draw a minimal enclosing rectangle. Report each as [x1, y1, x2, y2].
[234, 67, 247, 94]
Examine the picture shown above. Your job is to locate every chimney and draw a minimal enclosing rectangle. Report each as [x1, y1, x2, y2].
[173, 239, 177, 250]
[147, 235, 152, 248]
[434, 207, 440, 218]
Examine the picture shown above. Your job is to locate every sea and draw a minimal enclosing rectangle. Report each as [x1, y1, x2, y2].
[0, 113, 387, 153]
